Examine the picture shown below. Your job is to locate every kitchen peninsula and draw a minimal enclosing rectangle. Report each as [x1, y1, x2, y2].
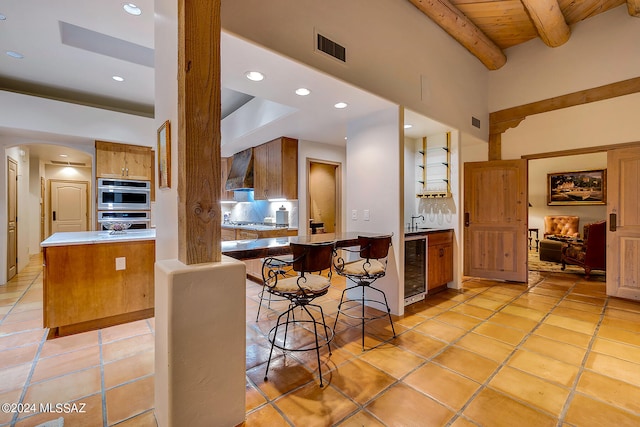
[41, 230, 156, 337]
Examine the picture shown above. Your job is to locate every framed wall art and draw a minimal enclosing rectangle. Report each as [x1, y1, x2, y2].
[157, 120, 171, 189]
[547, 169, 606, 206]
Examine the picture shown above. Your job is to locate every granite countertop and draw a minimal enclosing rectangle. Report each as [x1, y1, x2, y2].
[221, 223, 298, 232]
[41, 229, 156, 247]
[221, 231, 385, 260]
[404, 227, 453, 237]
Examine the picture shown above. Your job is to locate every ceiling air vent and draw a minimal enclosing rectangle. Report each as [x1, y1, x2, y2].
[317, 33, 346, 62]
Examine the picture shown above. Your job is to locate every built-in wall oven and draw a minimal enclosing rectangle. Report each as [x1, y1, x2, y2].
[97, 211, 151, 230]
[97, 178, 151, 211]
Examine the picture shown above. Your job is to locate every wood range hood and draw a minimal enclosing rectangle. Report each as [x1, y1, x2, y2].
[225, 147, 254, 191]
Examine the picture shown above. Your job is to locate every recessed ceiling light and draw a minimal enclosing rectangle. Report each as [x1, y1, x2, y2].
[245, 71, 264, 82]
[6, 51, 23, 59]
[404, 124, 413, 129]
[123, 3, 142, 16]
[0, 13, 6, 20]
[112, 76, 125, 82]
[295, 88, 311, 96]
[59, 154, 68, 158]
[334, 102, 348, 109]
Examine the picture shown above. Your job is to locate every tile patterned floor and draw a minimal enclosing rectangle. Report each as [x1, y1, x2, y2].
[1, 255, 640, 426]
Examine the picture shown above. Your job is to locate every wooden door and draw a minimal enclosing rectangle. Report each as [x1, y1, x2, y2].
[96, 141, 127, 178]
[606, 147, 640, 300]
[7, 157, 17, 281]
[308, 161, 338, 233]
[464, 159, 528, 282]
[50, 180, 88, 234]
[125, 145, 153, 180]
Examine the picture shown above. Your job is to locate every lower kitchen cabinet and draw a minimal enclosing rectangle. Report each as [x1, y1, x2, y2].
[427, 230, 454, 290]
[404, 229, 454, 304]
[43, 239, 155, 337]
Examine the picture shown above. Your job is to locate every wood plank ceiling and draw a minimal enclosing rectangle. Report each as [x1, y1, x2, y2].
[407, 0, 639, 70]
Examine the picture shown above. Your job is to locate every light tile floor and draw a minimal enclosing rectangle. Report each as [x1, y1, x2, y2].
[1, 255, 640, 426]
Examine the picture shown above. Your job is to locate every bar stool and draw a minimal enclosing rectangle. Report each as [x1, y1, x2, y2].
[262, 241, 336, 387]
[333, 235, 396, 351]
[255, 255, 291, 321]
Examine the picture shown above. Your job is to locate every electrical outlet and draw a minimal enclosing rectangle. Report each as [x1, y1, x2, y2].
[115, 257, 126, 271]
[363, 209, 370, 221]
[351, 209, 357, 220]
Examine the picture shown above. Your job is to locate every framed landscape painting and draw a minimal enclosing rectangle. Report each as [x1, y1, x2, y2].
[547, 169, 606, 205]
[157, 120, 171, 189]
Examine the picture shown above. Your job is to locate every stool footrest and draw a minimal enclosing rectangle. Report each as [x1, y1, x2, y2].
[336, 299, 390, 321]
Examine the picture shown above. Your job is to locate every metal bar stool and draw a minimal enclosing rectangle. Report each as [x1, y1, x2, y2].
[262, 241, 336, 387]
[333, 235, 396, 351]
[255, 255, 291, 321]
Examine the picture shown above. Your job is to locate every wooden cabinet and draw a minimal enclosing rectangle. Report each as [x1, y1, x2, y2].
[96, 141, 153, 180]
[253, 137, 298, 200]
[427, 230, 454, 290]
[221, 227, 236, 241]
[43, 239, 155, 337]
[220, 157, 234, 200]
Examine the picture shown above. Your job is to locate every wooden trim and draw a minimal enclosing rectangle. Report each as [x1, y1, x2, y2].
[628, 0, 640, 16]
[521, 141, 640, 160]
[488, 133, 502, 161]
[49, 309, 154, 338]
[490, 77, 640, 135]
[177, 0, 222, 264]
[407, 0, 506, 70]
[520, 0, 570, 47]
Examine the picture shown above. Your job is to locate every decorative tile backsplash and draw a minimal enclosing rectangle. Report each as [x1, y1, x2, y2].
[221, 191, 299, 227]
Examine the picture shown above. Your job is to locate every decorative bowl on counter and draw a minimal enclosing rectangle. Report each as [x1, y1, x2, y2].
[103, 222, 132, 235]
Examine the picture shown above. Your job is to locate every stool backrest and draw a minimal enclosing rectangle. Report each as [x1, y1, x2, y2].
[290, 242, 335, 273]
[357, 235, 392, 260]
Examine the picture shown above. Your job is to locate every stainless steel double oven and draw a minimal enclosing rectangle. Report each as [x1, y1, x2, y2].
[97, 178, 151, 230]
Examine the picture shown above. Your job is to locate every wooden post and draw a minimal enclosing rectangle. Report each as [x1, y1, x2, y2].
[177, 0, 222, 265]
[488, 133, 501, 161]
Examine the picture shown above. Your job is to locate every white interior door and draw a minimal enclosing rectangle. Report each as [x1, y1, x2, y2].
[607, 146, 640, 300]
[7, 157, 17, 281]
[50, 180, 88, 234]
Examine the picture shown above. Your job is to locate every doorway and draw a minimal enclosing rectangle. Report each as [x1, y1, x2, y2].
[307, 160, 341, 234]
[7, 157, 18, 281]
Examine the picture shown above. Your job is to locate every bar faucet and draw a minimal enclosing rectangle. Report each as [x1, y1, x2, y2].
[410, 215, 424, 230]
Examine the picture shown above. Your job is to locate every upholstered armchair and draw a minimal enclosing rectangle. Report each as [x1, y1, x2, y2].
[544, 215, 580, 239]
[561, 220, 606, 278]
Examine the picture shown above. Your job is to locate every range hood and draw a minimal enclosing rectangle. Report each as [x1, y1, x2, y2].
[225, 147, 254, 191]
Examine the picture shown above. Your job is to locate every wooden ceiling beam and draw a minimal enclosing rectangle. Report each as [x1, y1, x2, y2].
[520, 0, 571, 47]
[407, 0, 507, 70]
[628, 0, 640, 16]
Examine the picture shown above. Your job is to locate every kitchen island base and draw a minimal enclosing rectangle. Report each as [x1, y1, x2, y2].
[42, 236, 155, 338]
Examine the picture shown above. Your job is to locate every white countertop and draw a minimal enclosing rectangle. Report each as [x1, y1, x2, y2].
[41, 229, 156, 247]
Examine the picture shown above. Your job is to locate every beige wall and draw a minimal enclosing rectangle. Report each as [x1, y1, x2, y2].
[221, 0, 489, 141]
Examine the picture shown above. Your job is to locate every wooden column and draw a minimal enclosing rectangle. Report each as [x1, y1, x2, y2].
[177, 0, 222, 265]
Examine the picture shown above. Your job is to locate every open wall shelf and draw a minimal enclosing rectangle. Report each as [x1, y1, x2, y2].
[417, 132, 451, 199]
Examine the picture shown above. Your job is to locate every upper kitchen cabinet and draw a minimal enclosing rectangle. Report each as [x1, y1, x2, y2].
[253, 137, 298, 200]
[95, 141, 153, 180]
[220, 156, 234, 200]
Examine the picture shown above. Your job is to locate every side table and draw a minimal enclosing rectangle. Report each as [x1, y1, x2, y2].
[528, 228, 539, 252]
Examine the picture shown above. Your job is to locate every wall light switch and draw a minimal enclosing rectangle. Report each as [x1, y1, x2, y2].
[363, 209, 370, 221]
[115, 257, 126, 271]
[351, 209, 358, 220]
